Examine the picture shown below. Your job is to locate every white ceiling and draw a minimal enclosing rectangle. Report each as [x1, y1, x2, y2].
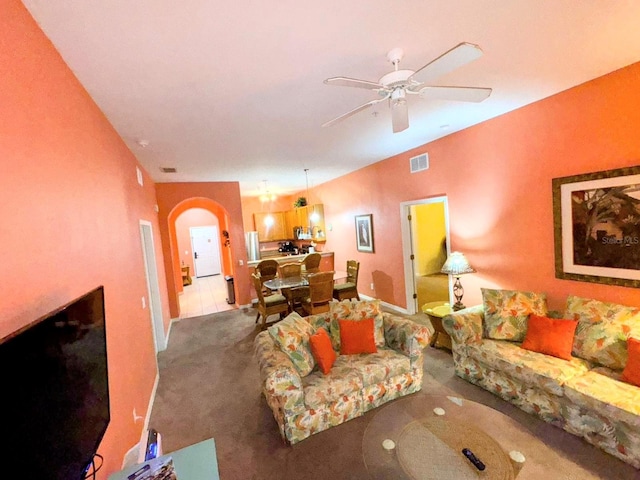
[23, 0, 640, 197]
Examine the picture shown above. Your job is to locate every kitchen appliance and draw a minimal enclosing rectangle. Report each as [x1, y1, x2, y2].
[278, 241, 297, 254]
[245, 231, 260, 261]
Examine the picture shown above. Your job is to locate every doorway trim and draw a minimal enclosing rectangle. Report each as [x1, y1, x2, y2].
[399, 196, 451, 314]
[139, 220, 166, 353]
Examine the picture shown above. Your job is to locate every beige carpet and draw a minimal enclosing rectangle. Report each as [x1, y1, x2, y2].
[148, 307, 640, 480]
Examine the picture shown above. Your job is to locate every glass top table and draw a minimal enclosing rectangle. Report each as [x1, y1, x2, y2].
[263, 276, 308, 290]
[363, 394, 580, 480]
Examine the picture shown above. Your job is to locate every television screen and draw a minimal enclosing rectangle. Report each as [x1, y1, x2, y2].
[0, 286, 110, 480]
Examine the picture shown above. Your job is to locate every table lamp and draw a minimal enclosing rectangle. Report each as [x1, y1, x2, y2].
[440, 252, 475, 311]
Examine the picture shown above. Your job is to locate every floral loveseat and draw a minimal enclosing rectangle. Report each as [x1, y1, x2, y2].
[254, 299, 430, 444]
[443, 289, 640, 468]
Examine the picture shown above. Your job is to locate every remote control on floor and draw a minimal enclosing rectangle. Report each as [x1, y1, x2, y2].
[462, 448, 486, 471]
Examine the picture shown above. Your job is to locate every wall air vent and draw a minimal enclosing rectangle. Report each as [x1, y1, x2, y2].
[160, 167, 177, 173]
[410, 153, 429, 173]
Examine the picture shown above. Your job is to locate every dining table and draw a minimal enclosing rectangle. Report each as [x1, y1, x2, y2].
[263, 271, 348, 313]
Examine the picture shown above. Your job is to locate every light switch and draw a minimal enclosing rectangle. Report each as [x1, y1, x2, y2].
[141, 296, 146, 309]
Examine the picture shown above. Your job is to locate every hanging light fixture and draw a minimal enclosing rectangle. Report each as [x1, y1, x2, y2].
[260, 180, 276, 226]
[305, 169, 320, 223]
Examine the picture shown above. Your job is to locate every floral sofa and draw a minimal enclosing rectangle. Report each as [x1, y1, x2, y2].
[443, 289, 640, 468]
[254, 299, 431, 444]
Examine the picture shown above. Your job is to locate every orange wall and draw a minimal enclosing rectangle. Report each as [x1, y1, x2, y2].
[317, 62, 640, 311]
[175, 208, 220, 276]
[156, 184, 250, 317]
[0, 2, 170, 478]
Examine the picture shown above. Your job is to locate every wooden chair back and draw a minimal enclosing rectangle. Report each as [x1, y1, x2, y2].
[279, 262, 302, 278]
[346, 260, 360, 285]
[303, 271, 334, 315]
[251, 273, 288, 329]
[256, 259, 279, 280]
[302, 252, 322, 273]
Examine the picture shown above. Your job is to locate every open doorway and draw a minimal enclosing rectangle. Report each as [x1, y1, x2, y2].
[400, 197, 451, 314]
[139, 221, 166, 353]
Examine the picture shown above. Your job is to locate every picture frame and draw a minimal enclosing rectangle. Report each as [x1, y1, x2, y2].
[355, 214, 374, 253]
[552, 165, 640, 287]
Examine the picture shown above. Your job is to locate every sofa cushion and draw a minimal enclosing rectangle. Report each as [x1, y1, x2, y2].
[302, 355, 364, 409]
[268, 312, 316, 376]
[344, 347, 411, 387]
[467, 339, 591, 396]
[482, 288, 548, 341]
[329, 299, 385, 350]
[309, 328, 336, 375]
[622, 338, 640, 387]
[563, 370, 640, 429]
[339, 318, 377, 355]
[521, 315, 577, 361]
[565, 296, 640, 370]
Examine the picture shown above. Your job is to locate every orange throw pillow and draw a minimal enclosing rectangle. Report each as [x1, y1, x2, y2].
[622, 338, 640, 387]
[309, 328, 336, 374]
[521, 314, 577, 361]
[339, 318, 377, 355]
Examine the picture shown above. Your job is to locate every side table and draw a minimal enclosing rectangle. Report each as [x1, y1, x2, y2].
[108, 438, 220, 480]
[421, 301, 453, 350]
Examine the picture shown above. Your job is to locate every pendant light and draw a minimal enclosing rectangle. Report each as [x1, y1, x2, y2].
[260, 180, 276, 226]
[305, 169, 320, 223]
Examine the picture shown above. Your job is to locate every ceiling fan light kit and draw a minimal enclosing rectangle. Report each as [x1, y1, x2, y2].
[323, 42, 492, 133]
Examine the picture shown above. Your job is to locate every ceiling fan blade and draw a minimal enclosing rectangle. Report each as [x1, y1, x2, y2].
[411, 42, 484, 84]
[417, 86, 492, 103]
[324, 76, 384, 90]
[322, 96, 388, 128]
[391, 99, 409, 133]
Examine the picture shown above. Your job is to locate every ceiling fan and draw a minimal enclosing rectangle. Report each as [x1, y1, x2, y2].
[322, 42, 492, 133]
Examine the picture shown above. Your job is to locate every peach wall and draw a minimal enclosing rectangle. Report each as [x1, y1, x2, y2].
[175, 208, 220, 277]
[317, 62, 640, 311]
[156, 184, 249, 317]
[0, 2, 170, 478]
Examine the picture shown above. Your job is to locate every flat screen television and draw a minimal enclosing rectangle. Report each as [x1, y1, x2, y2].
[0, 286, 110, 480]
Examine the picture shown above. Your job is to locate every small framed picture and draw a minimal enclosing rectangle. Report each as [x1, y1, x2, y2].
[355, 214, 374, 253]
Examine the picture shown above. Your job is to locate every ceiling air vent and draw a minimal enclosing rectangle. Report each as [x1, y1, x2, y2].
[410, 153, 429, 173]
[160, 167, 177, 173]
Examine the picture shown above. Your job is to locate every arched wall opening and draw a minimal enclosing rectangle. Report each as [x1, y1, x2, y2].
[167, 197, 234, 316]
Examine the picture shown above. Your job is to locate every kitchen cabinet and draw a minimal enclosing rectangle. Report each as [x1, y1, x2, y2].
[284, 209, 296, 241]
[254, 212, 286, 242]
[292, 204, 326, 242]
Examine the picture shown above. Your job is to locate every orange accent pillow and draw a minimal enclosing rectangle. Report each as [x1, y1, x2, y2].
[339, 318, 377, 355]
[622, 338, 640, 387]
[309, 328, 336, 374]
[521, 314, 577, 361]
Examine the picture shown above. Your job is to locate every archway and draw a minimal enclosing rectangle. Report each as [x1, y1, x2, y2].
[167, 198, 234, 317]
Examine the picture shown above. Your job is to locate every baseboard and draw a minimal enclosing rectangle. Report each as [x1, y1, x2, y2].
[121, 372, 161, 469]
[358, 294, 409, 315]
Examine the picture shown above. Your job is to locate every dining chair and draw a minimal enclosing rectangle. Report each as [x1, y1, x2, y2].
[251, 273, 289, 330]
[302, 271, 335, 316]
[333, 260, 360, 301]
[278, 262, 306, 312]
[255, 259, 279, 294]
[301, 252, 322, 274]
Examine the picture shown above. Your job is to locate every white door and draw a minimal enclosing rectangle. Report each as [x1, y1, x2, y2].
[140, 221, 166, 353]
[190, 226, 222, 277]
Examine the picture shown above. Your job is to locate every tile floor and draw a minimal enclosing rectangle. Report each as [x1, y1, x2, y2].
[178, 274, 236, 319]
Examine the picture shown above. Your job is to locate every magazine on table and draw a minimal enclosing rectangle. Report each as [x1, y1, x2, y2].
[127, 456, 177, 480]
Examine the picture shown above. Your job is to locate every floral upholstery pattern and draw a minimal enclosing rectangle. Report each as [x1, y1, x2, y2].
[268, 312, 316, 376]
[442, 305, 484, 346]
[565, 295, 640, 370]
[467, 340, 592, 396]
[328, 299, 385, 350]
[446, 296, 640, 469]
[254, 308, 429, 444]
[383, 315, 431, 367]
[481, 288, 548, 341]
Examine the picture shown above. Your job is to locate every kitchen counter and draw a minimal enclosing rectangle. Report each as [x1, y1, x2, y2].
[247, 251, 333, 267]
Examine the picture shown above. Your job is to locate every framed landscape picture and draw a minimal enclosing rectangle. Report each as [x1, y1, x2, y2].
[355, 214, 374, 253]
[552, 165, 640, 287]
